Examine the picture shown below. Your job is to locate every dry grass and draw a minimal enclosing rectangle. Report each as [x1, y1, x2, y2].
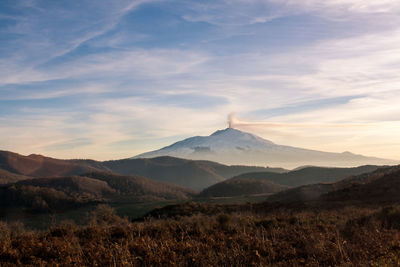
[1, 205, 400, 266]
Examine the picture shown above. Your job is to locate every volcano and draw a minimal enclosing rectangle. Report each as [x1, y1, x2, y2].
[134, 128, 397, 168]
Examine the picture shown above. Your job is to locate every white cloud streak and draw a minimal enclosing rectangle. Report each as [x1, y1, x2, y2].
[0, 0, 153, 85]
[182, 0, 400, 26]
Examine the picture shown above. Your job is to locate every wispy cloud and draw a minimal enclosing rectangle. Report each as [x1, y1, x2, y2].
[228, 113, 372, 129]
[0, 0, 152, 85]
[274, 0, 400, 14]
[180, 0, 400, 26]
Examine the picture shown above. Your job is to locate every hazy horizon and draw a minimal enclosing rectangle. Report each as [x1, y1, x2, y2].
[2, 0, 400, 161]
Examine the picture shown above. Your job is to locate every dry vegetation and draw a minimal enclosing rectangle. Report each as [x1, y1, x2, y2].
[1, 204, 400, 266]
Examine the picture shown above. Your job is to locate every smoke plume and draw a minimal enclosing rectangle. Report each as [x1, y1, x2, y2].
[228, 113, 370, 129]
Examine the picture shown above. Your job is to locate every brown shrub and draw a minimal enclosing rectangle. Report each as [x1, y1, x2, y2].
[1, 206, 400, 266]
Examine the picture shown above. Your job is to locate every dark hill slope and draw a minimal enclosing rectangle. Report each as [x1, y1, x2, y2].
[199, 179, 288, 197]
[0, 172, 196, 214]
[267, 184, 333, 203]
[0, 150, 107, 177]
[268, 165, 400, 203]
[101, 156, 284, 190]
[190, 160, 286, 177]
[200, 165, 380, 198]
[83, 172, 197, 200]
[102, 157, 225, 191]
[0, 168, 29, 184]
[321, 168, 400, 204]
[233, 165, 380, 187]
[0, 176, 114, 213]
[17, 176, 116, 197]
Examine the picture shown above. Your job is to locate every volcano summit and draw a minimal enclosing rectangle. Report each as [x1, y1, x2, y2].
[134, 128, 397, 168]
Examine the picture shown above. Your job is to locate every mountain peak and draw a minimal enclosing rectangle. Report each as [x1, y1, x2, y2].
[133, 127, 398, 168]
[210, 127, 245, 136]
[209, 127, 275, 145]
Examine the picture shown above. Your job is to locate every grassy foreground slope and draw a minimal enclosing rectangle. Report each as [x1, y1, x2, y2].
[1, 205, 400, 266]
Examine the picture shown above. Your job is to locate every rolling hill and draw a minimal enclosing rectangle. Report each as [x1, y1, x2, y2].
[0, 172, 196, 214]
[267, 165, 400, 203]
[320, 166, 400, 204]
[17, 175, 116, 198]
[0, 150, 107, 177]
[134, 128, 397, 168]
[199, 178, 288, 198]
[83, 172, 197, 200]
[0, 168, 29, 184]
[199, 165, 381, 198]
[232, 165, 380, 187]
[101, 157, 285, 190]
[0, 150, 285, 190]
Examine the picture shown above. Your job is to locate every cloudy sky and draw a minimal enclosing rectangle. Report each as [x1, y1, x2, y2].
[1, 0, 400, 161]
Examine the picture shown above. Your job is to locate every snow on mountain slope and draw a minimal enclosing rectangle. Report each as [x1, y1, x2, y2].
[134, 128, 398, 168]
